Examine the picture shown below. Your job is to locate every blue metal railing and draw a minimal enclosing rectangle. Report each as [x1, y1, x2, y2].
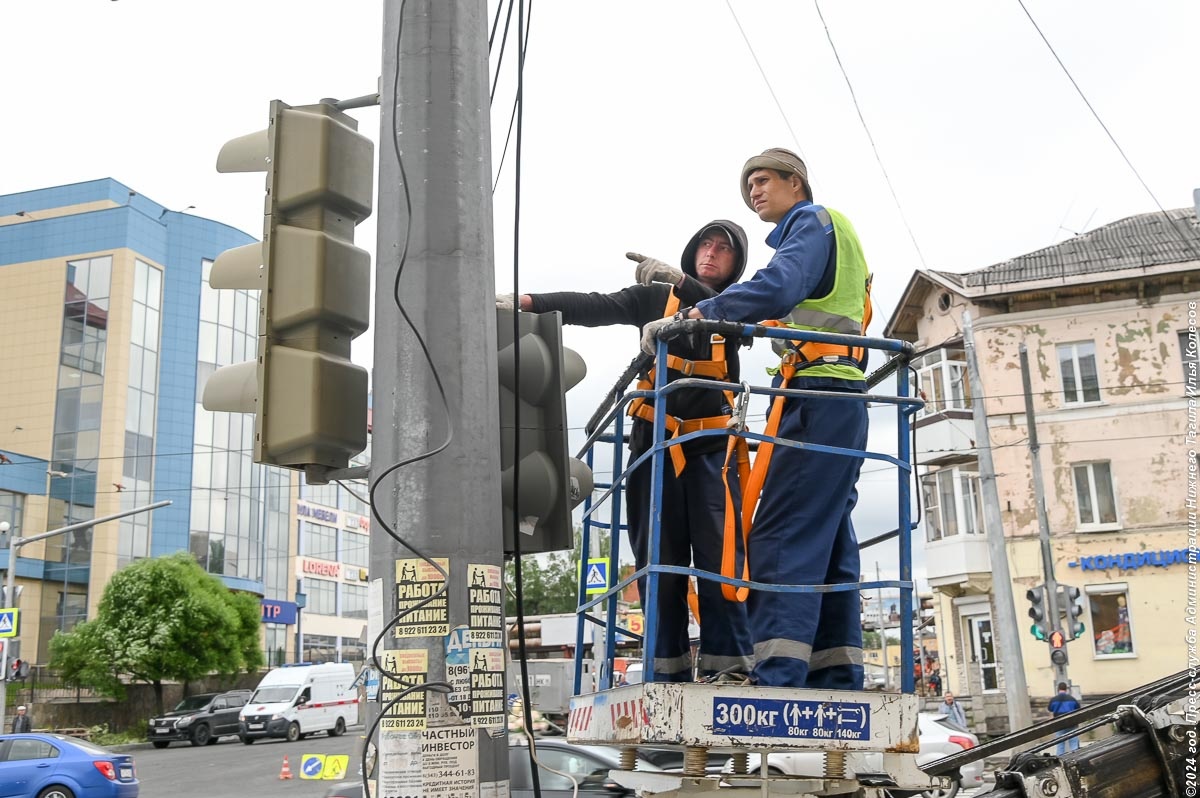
[572, 320, 921, 695]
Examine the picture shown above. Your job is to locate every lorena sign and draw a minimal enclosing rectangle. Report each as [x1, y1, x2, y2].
[301, 558, 341, 578]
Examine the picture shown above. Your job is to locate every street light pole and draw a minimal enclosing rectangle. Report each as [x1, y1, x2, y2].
[0, 500, 171, 729]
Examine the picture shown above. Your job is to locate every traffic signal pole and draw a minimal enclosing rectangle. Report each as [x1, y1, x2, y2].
[1019, 343, 1069, 687]
[963, 314, 1033, 732]
[371, 1, 508, 793]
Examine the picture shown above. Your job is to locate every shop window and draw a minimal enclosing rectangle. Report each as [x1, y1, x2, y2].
[1085, 585, 1134, 657]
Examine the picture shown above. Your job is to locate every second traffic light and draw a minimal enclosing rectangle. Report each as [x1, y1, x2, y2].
[497, 310, 593, 555]
[204, 100, 373, 478]
[1026, 584, 1051, 639]
[1059, 584, 1086, 641]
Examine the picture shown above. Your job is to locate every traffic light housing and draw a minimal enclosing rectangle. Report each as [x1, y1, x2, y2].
[1059, 584, 1086, 641]
[1049, 629, 1068, 665]
[204, 100, 373, 479]
[497, 309, 593, 555]
[1026, 584, 1050, 639]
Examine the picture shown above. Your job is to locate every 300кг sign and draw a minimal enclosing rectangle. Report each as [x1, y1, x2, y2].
[712, 698, 871, 740]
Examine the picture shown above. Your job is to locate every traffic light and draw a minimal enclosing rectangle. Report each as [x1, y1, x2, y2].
[1059, 584, 1086, 640]
[204, 100, 373, 479]
[1026, 584, 1050, 639]
[1029, 623, 1046, 641]
[1049, 630, 1068, 666]
[497, 309, 593, 555]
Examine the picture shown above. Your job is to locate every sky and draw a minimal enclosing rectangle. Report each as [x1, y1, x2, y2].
[4, 1, 1198, 587]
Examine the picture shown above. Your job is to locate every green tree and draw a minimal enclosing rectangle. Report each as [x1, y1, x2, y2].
[504, 527, 610, 617]
[49, 552, 265, 716]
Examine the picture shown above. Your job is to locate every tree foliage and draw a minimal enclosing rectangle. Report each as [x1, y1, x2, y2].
[504, 527, 610, 617]
[49, 552, 265, 716]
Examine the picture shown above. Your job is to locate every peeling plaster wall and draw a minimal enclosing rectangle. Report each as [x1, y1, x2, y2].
[916, 287, 1195, 705]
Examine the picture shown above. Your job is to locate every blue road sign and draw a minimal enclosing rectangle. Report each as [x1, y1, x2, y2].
[585, 560, 608, 595]
[300, 754, 325, 779]
[0, 609, 18, 638]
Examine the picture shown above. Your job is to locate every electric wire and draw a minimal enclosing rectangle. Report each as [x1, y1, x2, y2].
[813, 0, 928, 269]
[506, 2, 547, 796]
[492, 2, 534, 192]
[1015, 0, 1200, 263]
[724, 0, 805, 158]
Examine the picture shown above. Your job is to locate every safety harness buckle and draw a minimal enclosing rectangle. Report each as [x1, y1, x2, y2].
[728, 381, 752, 432]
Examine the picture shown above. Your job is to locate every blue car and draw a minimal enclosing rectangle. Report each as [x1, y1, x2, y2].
[0, 733, 139, 798]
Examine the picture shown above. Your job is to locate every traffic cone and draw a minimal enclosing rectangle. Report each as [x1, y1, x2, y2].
[278, 755, 294, 780]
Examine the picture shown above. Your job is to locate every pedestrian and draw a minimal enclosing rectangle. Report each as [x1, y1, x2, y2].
[644, 148, 872, 689]
[12, 704, 32, 733]
[938, 692, 968, 730]
[1048, 681, 1082, 754]
[498, 219, 753, 682]
[928, 668, 942, 696]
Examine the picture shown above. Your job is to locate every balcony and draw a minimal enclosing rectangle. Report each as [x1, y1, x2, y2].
[914, 411, 976, 464]
[924, 533, 992, 587]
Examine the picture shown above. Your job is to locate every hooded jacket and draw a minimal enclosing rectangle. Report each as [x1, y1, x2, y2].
[529, 219, 749, 459]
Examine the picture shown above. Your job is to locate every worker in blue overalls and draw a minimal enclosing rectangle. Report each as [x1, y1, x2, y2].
[644, 148, 870, 689]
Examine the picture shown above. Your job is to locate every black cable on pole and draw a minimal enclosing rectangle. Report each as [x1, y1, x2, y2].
[508, 2, 544, 795]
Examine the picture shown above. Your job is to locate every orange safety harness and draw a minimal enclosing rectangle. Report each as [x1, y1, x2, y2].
[626, 290, 743, 478]
[718, 277, 874, 602]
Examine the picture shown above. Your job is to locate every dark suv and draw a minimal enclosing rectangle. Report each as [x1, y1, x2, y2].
[148, 689, 252, 747]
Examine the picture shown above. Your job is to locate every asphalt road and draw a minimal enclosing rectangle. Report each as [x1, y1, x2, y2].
[123, 727, 367, 798]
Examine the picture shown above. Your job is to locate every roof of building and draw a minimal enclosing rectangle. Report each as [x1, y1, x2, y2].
[960, 207, 1199, 289]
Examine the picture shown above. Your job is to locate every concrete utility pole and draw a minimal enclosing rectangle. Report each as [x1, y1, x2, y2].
[877, 562, 889, 690]
[0, 500, 170, 730]
[1019, 343, 1068, 688]
[962, 313, 1033, 732]
[371, 0, 508, 793]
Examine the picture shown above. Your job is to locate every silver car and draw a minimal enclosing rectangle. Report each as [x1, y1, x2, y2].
[722, 711, 984, 798]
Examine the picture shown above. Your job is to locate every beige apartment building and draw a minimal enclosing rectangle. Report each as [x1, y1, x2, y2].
[885, 206, 1198, 734]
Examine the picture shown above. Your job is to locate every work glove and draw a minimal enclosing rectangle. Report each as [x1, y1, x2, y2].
[496, 293, 516, 311]
[627, 252, 685, 287]
[640, 314, 682, 356]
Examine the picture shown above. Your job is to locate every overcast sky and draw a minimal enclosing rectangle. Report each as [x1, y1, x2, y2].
[5, 1, 1198, 587]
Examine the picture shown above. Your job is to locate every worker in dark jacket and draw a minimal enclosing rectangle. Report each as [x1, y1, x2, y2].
[498, 219, 752, 682]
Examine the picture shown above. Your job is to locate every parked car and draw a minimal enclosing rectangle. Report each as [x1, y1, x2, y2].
[0, 732, 139, 798]
[147, 689, 252, 748]
[323, 737, 664, 798]
[723, 712, 983, 798]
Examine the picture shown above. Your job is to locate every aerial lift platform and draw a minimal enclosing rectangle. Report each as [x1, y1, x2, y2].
[568, 322, 944, 796]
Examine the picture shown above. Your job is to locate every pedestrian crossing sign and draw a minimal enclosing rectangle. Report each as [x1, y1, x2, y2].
[0, 609, 18, 638]
[585, 559, 608, 595]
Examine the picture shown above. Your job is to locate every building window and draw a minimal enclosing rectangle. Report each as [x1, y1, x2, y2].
[342, 531, 368, 569]
[119, 260, 163, 567]
[1073, 461, 1118, 529]
[0, 491, 24, 547]
[339, 637, 365, 667]
[1085, 585, 1134, 657]
[303, 578, 337, 616]
[911, 348, 971, 418]
[302, 633, 338, 664]
[1058, 341, 1101, 404]
[302, 522, 338, 561]
[341, 583, 367, 619]
[921, 467, 983, 542]
[1180, 331, 1199, 393]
